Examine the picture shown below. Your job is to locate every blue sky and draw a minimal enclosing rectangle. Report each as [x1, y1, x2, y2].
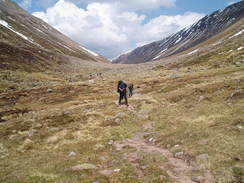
[15, 0, 239, 18]
[13, 0, 241, 59]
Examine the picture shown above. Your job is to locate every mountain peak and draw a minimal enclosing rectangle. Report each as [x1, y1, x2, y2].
[113, 0, 244, 64]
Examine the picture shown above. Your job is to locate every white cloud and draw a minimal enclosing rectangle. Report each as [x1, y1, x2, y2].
[32, 12, 49, 22]
[33, 0, 204, 59]
[135, 12, 205, 46]
[72, 0, 176, 10]
[32, 0, 175, 11]
[19, 0, 32, 10]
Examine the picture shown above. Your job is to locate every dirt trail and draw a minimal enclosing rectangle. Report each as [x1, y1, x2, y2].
[115, 122, 214, 183]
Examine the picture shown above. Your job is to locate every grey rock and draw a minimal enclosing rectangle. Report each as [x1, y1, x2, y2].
[235, 62, 241, 65]
[170, 73, 181, 78]
[99, 169, 114, 176]
[148, 137, 154, 142]
[114, 112, 127, 119]
[199, 96, 205, 102]
[137, 109, 152, 119]
[237, 125, 243, 129]
[94, 144, 105, 151]
[47, 88, 53, 93]
[98, 156, 107, 161]
[48, 127, 60, 132]
[79, 174, 88, 177]
[196, 154, 210, 170]
[192, 175, 205, 183]
[170, 144, 181, 152]
[107, 112, 127, 124]
[108, 140, 114, 145]
[166, 144, 171, 149]
[204, 170, 215, 183]
[34, 123, 42, 129]
[113, 168, 121, 172]
[68, 152, 76, 157]
[68, 163, 97, 171]
[230, 89, 243, 99]
[12, 130, 17, 133]
[28, 129, 37, 137]
[175, 152, 184, 158]
[141, 165, 149, 170]
[17, 138, 34, 152]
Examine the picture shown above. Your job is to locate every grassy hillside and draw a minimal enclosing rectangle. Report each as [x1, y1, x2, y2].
[0, 45, 243, 183]
[0, 0, 108, 72]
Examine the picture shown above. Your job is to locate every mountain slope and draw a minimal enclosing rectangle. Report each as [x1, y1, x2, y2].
[0, 0, 108, 72]
[112, 0, 244, 64]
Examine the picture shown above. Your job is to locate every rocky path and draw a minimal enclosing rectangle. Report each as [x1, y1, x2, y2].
[114, 121, 215, 183]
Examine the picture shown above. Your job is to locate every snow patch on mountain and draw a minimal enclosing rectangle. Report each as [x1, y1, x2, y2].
[229, 29, 244, 39]
[212, 40, 223, 46]
[175, 36, 182, 44]
[112, 49, 134, 61]
[80, 46, 99, 57]
[34, 27, 45, 34]
[153, 54, 161, 60]
[161, 48, 168, 53]
[42, 24, 48, 30]
[62, 44, 74, 52]
[0, 19, 8, 27]
[0, 19, 35, 44]
[187, 49, 199, 55]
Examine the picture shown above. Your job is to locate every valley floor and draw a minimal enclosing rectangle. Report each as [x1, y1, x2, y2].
[0, 62, 243, 183]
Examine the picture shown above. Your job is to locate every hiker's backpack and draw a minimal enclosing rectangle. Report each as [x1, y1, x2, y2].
[117, 81, 123, 93]
[119, 82, 127, 91]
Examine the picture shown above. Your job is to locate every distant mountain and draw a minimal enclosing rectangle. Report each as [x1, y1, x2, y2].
[112, 1, 244, 64]
[0, 0, 108, 72]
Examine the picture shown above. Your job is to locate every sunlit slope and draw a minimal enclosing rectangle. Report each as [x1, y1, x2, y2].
[0, 0, 108, 72]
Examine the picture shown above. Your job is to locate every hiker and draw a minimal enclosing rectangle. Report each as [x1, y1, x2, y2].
[117, 80, 128, 106]
[128, 84, 134, 97]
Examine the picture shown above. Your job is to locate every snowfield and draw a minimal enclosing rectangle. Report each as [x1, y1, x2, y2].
[229, 29, 244, 39]
[80, 46, 99, 57]
[187, 49, 199, 55]
[0, 19, 34, 44]
[153, 54, 161, 60]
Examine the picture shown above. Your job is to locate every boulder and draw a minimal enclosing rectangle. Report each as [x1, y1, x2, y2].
[137, 109, 152, 119]
[191, 175, 205, 183]
[47, 88, 53, 93]
[196, 154, 210, 170]
[68, 152, 76, 157]
[199, 96, 205, 102]
[69, 163, 97, 171]
[99, 169, 114, 176]
[230, 89, 243, 99]
[174, 152, 184, 159]
[17, 138, 34, 152]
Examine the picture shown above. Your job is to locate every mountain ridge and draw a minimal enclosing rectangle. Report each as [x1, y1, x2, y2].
[112, 0, 244, 64]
